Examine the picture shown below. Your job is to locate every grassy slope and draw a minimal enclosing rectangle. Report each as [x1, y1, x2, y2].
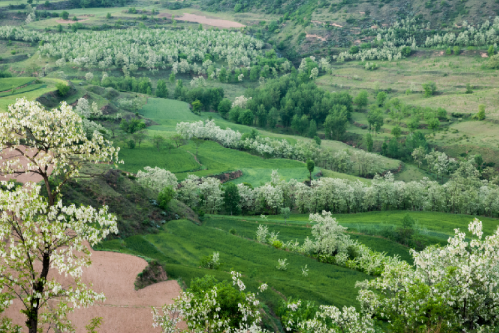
[205, 217, 413, 263]
[0, 78, 66, 111]
[315, 52, 499, 167]
[95, 209, 498, 314]
[118, 98, 318, 183]
[122, 98, 397, 184]
[96, 218, 371, 313]
[60, 164, 199, 238]
[225, 211, 499, 238]
[0, 77, 34, 91]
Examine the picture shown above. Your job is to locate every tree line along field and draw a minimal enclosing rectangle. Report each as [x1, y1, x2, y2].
[117, 97, 398, 184]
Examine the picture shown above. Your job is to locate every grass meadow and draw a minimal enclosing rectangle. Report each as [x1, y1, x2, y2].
[94, 209, 498, 314]
[96, 218, 372, 313]
[218, 211, 499, 238]
[0, 78, 66, 111]
[121, 98, 398, 184]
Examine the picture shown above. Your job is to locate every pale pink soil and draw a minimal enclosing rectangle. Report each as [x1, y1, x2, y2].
[306, 34, 326, 41]
[0, 146, 52, 183]
[310, 20, 342, 28]
[481, 52, 489, 58]
[3, 246, 184, 332]
[159, 12, 245, 28]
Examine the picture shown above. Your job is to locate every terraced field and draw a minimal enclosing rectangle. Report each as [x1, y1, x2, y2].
[120, 98, 398, 184]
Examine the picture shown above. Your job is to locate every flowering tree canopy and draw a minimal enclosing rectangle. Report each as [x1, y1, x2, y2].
[0, 98, 120, 205]
[357, 219, 499, 332]
[153, 272, 268, 333]
[136, 166, 178, 193]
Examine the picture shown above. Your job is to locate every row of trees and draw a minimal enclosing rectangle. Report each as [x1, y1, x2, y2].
[176, 120, 387, 177]
[138, 156, 499, 217]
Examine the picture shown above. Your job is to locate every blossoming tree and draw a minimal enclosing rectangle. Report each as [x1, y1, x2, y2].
[357, 218, 499, 332]
[0, 98, 120, 333]
[152, 271, 268, 333]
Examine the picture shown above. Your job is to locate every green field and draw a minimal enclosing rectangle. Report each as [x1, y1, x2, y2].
[120, 98, 319, 183]
[122, 98, 398, 184]
[95, 218, 372, 313]
[205, 217, 414, 263]
[120, 137, 317, 183]
[95, 210, 496, 317]
[0, 78, 66, 112]
[0, 77, 34, 91]
[220, 211, 499, 238]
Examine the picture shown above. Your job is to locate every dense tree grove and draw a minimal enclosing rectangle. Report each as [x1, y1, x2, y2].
[225, 72, 352, 138]
[0, 27, 274, 80]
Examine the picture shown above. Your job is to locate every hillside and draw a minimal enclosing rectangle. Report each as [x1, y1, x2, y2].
[1, 1, 499, 332]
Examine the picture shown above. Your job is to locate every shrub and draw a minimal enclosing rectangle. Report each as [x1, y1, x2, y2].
[276, 258, 288, 271]
[199, 252, 220, 269]
[401, 46, 412, 57]
[272, 240, 283, 249]
[126, 139, 136, 149]
[61, 11, 69, 20]
[422, 81, 437, 97]
[488, 45, 495, 57]
[0, 71, 12, 78]
[465, 83, 473, 94]
[55, 82, 70, 96]
[158, 185, 175, 210]
[477, 104, 486, 120]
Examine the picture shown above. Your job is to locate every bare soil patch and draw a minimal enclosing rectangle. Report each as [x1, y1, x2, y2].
[306, 34, 326, 42]
[4, 246, 183, 332]
[0, 145, 53, 183]
[164, 13, 245, 28]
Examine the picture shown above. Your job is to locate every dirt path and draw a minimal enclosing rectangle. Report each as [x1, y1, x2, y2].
[159, 12, 245, 28]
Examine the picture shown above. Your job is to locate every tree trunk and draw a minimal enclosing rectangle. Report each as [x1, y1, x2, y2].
[27, 314, 38, 333]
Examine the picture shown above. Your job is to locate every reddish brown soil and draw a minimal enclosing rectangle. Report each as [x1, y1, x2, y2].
[306, 34, 326, 41]
[1, 144, 183, 332]
[3, 246, 184, 332]
[158, 12, 245, 28]
[0, 145, 52, 183]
